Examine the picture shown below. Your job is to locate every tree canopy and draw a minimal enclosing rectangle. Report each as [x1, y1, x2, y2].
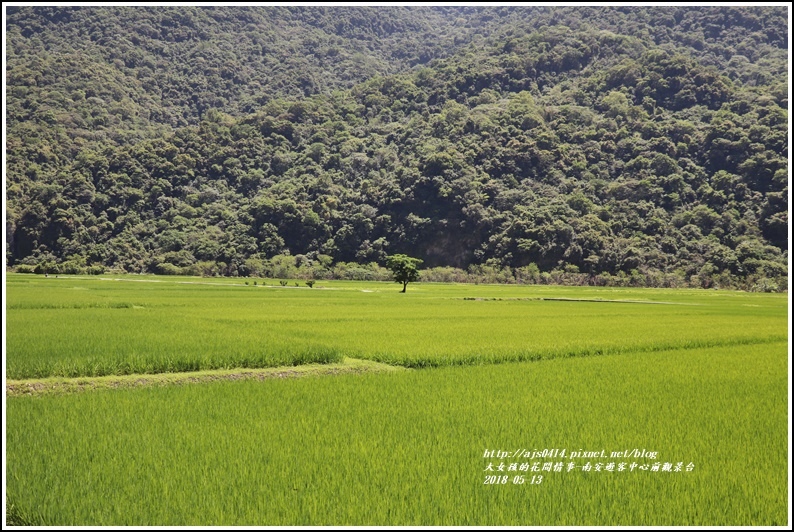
[386, 254, 423, 292]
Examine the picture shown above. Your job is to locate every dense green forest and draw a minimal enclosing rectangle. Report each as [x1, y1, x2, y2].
[5, 6, 789, 290]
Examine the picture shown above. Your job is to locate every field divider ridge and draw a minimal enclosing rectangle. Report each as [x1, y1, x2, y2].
[6, 357, 408, 397]
[457, 296, 701, 305]
[365, 334, 787, 369]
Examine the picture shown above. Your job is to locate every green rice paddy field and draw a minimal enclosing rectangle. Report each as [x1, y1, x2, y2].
[4, 274, 790, 525]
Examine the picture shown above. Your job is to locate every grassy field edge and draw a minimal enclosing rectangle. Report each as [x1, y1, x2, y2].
[8, 336, 785, 397]
[5, 357, 407, 397]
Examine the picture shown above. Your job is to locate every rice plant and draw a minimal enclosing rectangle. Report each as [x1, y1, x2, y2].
[6, 342, 787, 525]
[6, 274, 787, 379]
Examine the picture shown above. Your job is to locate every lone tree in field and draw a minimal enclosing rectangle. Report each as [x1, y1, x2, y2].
[386, 254, 422, 293]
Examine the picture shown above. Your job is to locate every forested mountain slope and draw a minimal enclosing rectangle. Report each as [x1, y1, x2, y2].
[5, 6, 789, 289]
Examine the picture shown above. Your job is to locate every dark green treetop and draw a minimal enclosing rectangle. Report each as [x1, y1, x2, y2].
[386, 254, 423, 293]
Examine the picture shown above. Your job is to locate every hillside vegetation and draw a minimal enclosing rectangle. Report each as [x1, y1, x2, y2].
[5, 6, 788, 290]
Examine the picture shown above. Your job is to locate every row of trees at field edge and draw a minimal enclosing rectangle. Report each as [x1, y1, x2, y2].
[12, 253, 784, 292]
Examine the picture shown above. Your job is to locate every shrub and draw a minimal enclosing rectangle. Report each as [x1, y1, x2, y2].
[751, 278, 779, 293]
[155, 263, 182, 275]
[34, 262, 57, 275]
[58, 261, 85, 275]
[86, 265, 105, 275]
